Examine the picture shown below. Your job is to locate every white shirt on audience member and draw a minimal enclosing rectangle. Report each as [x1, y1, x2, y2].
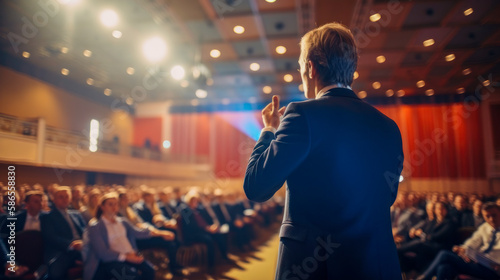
[23, 213, 40, 231]
[102, 216, 135, 262]
[463, 222, 500, 263]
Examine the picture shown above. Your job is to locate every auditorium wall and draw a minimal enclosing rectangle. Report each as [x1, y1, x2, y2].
[0, 66, 133, 145]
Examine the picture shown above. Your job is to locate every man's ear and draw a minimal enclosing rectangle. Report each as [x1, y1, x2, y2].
[307, 60, 315, 79]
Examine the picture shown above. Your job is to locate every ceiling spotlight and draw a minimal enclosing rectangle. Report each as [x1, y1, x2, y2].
[171, 65, 185, 80]
[397, 90, 405, 97]
[100, 9, 118, 27]
[483, 80, 491, 87]
[298, 84, 304, 92]
[358, 91, 367, 99]
[22, 51, 30, 58]
[462, 68, 471, 75]
[233, 25, 245, 34]
[263, 86, 272, 94]
[386, 89, 394, 97]
[369, 13, 381, 22]
[86, 78, 94, 85]
[276, 46, 287, 55]
[196, 89, 208, 99]
[353, 71, 359, 80]
[104, 88, 112, 96]
[125, 97, 133, 105]
[83, 50, 92, 57]
[250, 63, 260, 71]
[126, 67, 135, 75]
[61, 68, 69, 75]
[180, 80, 189, 88]
[376, 55, 386, 64]
[457, 87, 465, 94]
[61, 47, 69, 54]
[284, 74, 293, 82]
[265, 0, 277, 3]
[425, 89, 434, 96]
[372, 81, 381, 89]
[416, 80, 425, 88]
[464, 8, 473, 16]
[112, 30, 122, 38]
[142, 37, 167, 62]
[445, 53, 455, 62]
[210, 49, 221, 58]
[423, 39, 435, 47]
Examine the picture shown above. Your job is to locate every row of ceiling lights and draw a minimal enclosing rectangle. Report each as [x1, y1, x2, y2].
[369, 7, 474, 24]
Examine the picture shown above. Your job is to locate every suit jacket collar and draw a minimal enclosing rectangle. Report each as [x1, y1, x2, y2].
[320, 88, 360, 100]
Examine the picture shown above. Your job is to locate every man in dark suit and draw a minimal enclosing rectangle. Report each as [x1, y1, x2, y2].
[14, 191, 47, 232]
[244, 22, 404, 279]
[41, 186, 86, 280]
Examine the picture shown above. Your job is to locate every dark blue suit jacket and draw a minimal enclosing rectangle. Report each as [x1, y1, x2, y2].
[244, 88, 404, 279]
[40, 209, 86, 262]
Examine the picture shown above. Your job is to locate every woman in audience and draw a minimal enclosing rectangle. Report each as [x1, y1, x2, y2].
[83, 192, 175, 280]
[80, 189, 101, 224]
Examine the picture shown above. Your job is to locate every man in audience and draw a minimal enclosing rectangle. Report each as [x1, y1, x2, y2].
[179, 190, 229, 274]
[394, 193, 425, 242]
[69, 185, 84, 211]
[14, 190, 46, 232]
[158, 187, 177, 219]
[462, 199, 485, 229]
[449, 194, 473, 228]
[41, 186, 86, 280]
[417, 202, 500, 280]
[398, 202, 456, 273]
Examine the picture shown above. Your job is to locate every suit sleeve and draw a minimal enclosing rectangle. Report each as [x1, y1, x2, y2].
[244, 102, 310, 202]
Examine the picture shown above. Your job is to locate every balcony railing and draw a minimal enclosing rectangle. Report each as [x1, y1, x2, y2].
[0, 113, 207, 164]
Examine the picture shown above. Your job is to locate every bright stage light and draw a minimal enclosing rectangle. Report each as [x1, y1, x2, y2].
[142, 37, 167, 62]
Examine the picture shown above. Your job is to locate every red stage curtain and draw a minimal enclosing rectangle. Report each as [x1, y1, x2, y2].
[168, 103, 485, 179]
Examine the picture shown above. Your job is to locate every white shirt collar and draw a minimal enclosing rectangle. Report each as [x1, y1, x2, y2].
[316, 84, 352, 99]
[102, 215, 118, 224]
[27, 213, 40, 220]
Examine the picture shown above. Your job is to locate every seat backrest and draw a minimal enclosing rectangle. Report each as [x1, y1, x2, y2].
[16, 230, 44, 270]
[175, 214, 185, 244]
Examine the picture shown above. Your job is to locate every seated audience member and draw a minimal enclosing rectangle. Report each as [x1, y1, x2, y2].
[447, 192, 455, 205]
[496, 196, 500, 207]
[398, 202, 456, 273]
[83, 192, 175, 280]
[14, 190, 46, 232]
[394, 193, 425, 242]
[41, 186, 86, 280]
[41, 193, 51, 212]
[134, 188, 175, 230]
[179, 190, 229, 273]
[408, 202, 435, 240]
[462, 199, 485, 229]
[417, 202, 500, 280]
[212, 190, 251, 251]
[449, 194, 473, 227]
[80, 189, 101, 225]
[158, 187, 178, 219]
[69, 185, 84, 210]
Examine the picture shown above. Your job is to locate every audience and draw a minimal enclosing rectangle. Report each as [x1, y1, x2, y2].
[41, 186, 86, 280]
[5, 180, 498, 279]
[417, 202, 500, 280]
[83, 192, 174, 280]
